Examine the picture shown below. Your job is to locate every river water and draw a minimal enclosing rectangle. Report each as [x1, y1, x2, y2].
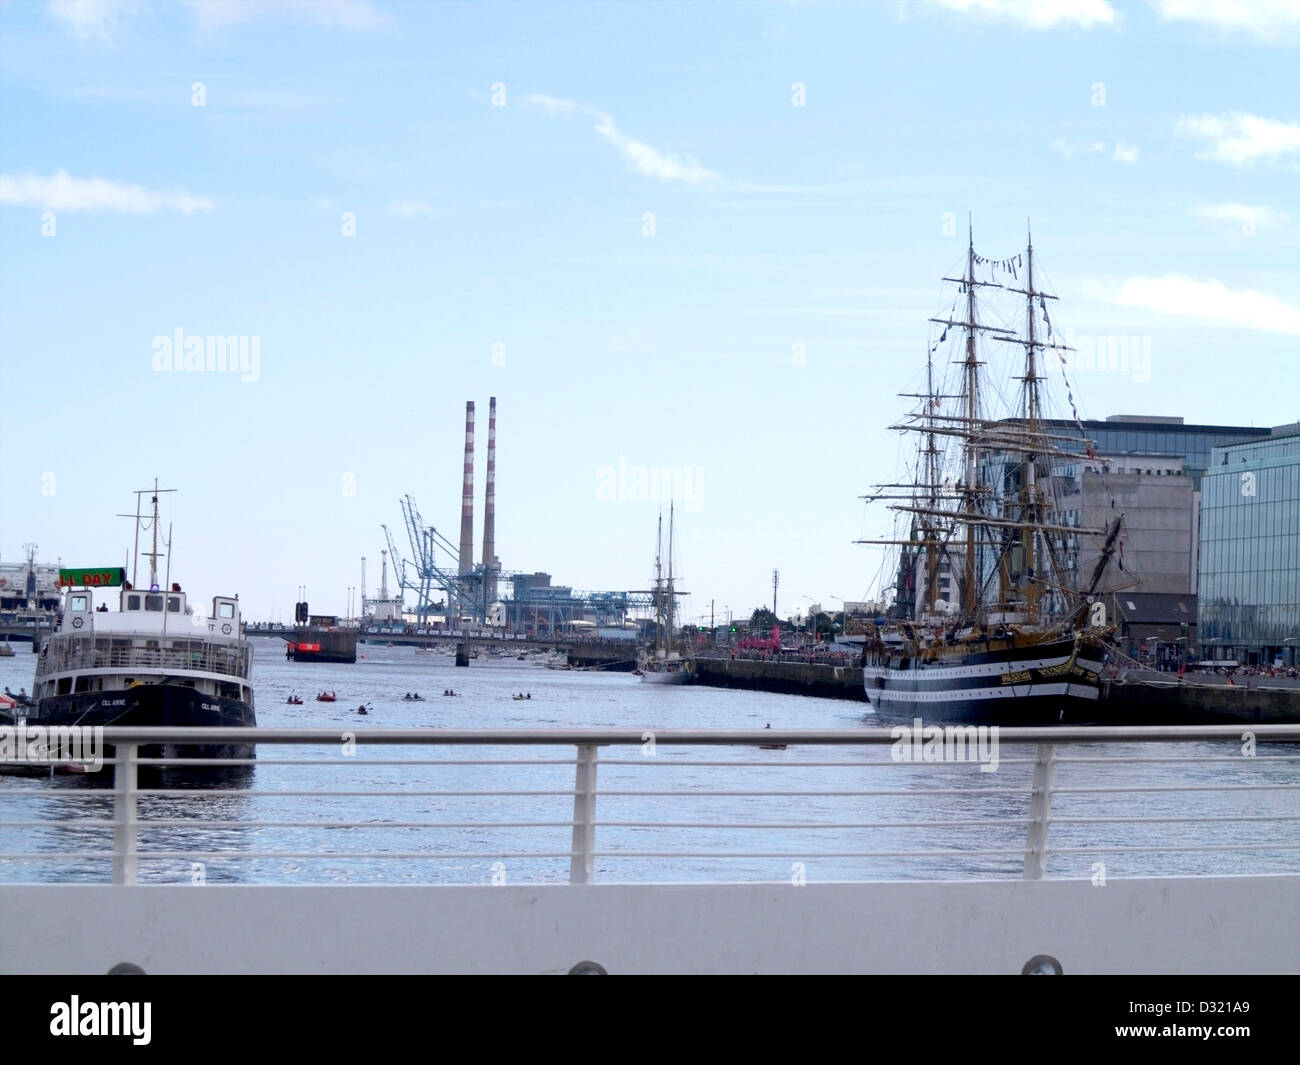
[2, 637, 1297, 885]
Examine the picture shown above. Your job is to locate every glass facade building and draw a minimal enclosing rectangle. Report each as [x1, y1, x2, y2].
[1197, 427, 1300, 665]
[1039, 416, 1272, 479]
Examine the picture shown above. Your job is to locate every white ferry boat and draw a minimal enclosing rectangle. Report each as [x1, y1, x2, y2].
[25, 484, 256, 767]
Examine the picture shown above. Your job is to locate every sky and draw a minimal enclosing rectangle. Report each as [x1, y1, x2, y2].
[1, 0, 1297, 625]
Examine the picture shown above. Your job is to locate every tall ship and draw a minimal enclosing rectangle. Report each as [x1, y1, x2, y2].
[638, 505, 692, 684]
[859, 224, 1122, 725]
[25, 483, 256, 765]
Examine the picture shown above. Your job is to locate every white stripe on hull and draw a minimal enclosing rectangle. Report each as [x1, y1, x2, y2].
[865, 681, 1100, 705]
[861, 655, 1104, 683]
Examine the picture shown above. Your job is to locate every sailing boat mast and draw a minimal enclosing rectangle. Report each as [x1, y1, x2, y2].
[654, 511, 664, 653]
[922, 348, 940, 616]
[1022, 224, 1042, 620]
[666, 503, 676, 644]
[961, 222, 981, 620]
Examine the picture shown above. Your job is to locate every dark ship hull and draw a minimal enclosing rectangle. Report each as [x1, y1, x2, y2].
[29, 682, 256, 768]
[863, 634, 1110, 726]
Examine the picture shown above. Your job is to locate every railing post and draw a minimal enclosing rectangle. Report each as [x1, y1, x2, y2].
[112, 743, 138, 886]
[569, 743, 598, 885]
[1022, 743, 1056, 881]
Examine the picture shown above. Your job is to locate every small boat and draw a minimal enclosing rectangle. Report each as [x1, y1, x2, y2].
[286, 695, 303, 705]
[315, 691, 337, 702]
[0, 642, 14, 658]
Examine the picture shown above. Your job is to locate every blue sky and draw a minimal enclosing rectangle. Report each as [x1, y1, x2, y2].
[1, 0, 1297, 623]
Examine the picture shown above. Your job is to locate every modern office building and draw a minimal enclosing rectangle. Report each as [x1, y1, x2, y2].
[1042, 415, 1272, 479]
[1197, 424, 1300, 666]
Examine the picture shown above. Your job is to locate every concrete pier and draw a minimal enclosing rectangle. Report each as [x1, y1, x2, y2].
[1101, 672, 1300, 725]
[692, 656, 868, 701]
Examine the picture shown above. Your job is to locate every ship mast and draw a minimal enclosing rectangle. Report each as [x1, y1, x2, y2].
[654, 511, 664, 653]
[1022, 223, 1042, 621]
[133, 479, 176, 591]
[858, 220, 1120, 630]
[666, 503, 676, 646]
[923, 349, 940, 616]
[962, 223, 980, 619]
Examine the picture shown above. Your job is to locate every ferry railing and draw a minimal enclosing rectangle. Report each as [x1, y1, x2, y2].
[1, 725, 1298, 886]
[36, 642, 250, 679]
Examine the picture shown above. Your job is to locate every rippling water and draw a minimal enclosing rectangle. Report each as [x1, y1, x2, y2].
[2, 636, 1297, 885]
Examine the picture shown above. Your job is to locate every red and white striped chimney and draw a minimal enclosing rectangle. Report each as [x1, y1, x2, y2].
[458, 401, 475, 576]
[482, 396, 497, 602]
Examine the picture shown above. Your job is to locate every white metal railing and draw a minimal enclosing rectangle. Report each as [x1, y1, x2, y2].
[36, 639, 251, 679]
[1, 725, 1298, 886]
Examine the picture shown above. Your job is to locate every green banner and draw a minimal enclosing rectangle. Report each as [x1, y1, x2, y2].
[58, 567, 126, 588]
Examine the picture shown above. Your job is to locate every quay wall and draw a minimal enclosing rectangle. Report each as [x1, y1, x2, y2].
[2, 877, 1295, 974]
[692, 656, 867, 701]
[691, 657, 1300, 721]
[1101, 674, 1300, 724]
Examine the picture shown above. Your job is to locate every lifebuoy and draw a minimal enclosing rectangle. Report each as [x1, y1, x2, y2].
[72, 616, 84, 628]
[221, 623, 232, 635]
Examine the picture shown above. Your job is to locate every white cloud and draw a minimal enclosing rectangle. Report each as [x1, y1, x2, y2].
[48, 0, 390, 39]
[387, 199, 431, 217]
[1176, 111, 1300, 166]
[0, 170, 214, 214]
[522, 94, 721, 185]
[48, 0, 142, 42]
[1149, 0, 1300, 39]
[1190, 202, 1290, 229]
[1051, 138, 1106, 158]
[180, 0, 391, 30]
[1112, 141, 1139, 164]
[1114, 275, 1300, 335]
[923, 0, 1117, 29]
[310, 195, 337, 211]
